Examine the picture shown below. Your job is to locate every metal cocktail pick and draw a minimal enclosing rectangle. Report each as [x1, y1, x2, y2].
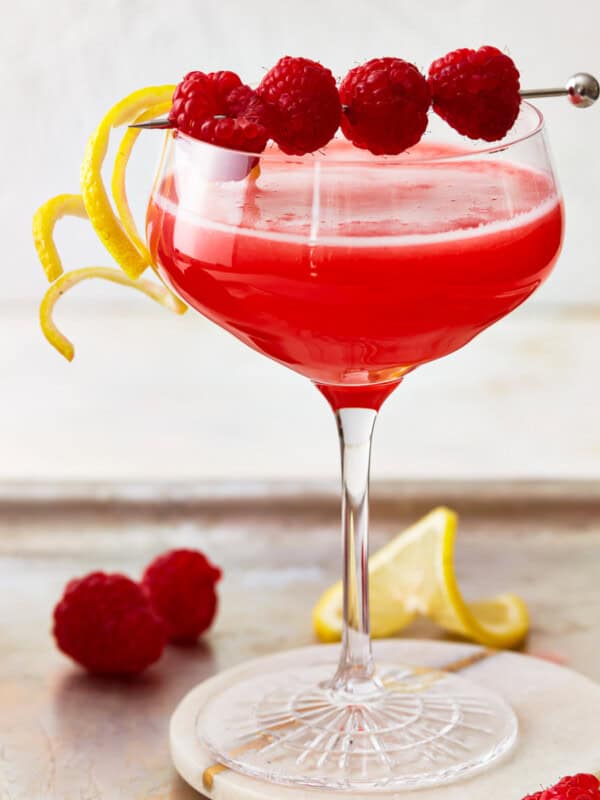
[520, 71, 599, 107]
[129, 72, 600, 130]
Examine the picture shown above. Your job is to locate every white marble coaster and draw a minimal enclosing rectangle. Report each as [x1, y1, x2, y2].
[170, 640, 600, 799]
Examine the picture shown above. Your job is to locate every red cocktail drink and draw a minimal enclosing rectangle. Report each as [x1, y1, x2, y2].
[148, 140, 562, 409]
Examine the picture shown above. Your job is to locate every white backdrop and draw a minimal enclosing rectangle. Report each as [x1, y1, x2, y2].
[2, 0, 600, 481]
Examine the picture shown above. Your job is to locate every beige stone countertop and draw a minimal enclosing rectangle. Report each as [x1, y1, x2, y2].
[1, 482, 600, 798]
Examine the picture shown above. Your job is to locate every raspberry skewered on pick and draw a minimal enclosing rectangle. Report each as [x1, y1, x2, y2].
[257, 56, 341, 155]
[169, 70, 272, 153]
[428, 46, 521, 141]
[339, 57, 431, 155]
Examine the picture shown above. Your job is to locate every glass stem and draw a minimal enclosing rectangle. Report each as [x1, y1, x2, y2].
[331, 407, 381, 696]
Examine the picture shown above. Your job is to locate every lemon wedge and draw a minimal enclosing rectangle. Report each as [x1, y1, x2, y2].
[313, 507, 529, 649]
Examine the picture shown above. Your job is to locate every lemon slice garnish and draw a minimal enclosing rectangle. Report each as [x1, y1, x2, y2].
[80, 84, 175, 279]
[313, 507, 529, 649]
[39, 267, 186, 361]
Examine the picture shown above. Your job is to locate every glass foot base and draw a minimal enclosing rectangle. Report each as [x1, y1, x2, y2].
[197, 660, 517, 791]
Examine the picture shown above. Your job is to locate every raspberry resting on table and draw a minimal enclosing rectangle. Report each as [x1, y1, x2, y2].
[257, 56, 341, 155]
[523, 773, 600, 800]
[142, 549, 222, 644]
[169, 70, 271, 153]
[339, 57, 431, 155]
[428, 46, 521, 141]
[53, 572, 166, 675]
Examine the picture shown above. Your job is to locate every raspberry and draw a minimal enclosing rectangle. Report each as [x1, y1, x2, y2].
[197, 116, 269, 154]
[225, 84, 270, 122]
[258, 56, 341, 155]
[428, 46, 521, 141]
[169, 71, 216, 133]
[53, 572, 166, 675]
[339, 58, 431, 155]
[210, 70, 245, 105]
[169, 70, 271, 153]
[522, 774, 600, 800]
[142, 549, 222, 644]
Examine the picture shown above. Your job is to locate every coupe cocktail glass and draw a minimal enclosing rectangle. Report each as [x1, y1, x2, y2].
[147, 103, 562, 791]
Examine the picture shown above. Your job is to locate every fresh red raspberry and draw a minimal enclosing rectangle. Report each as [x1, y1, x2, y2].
[257, 56, 341, 155]
[53, 572, 166, 675]
[224, 83, 271, 123]
[169, 71, 216, 131]
[169, 70, 271, 153]
[210, 70, 245, 105]
[523, 773, 600, 800]
[142, 549, 222, 644]
[196, 116, 269, 155]
[428, 46, 521, 141]
[339, 57, 431, 155]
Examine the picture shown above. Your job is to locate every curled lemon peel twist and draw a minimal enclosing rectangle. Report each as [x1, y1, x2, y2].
[33, 85, 187, 361]
[111, 100, 172, 262]
[33, 194, 88, 282]
[40, 267, 186, 362]
[80, 84, 175, 278]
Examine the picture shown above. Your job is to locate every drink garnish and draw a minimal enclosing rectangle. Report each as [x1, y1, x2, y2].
[313, 507, 529, 649]
[34, 86, 187, 360]
[257, 56, 341, 155]
[428, 46, 521, 141]
[81, 84, 176, 278]
[169, 70, 271, 154]
[33, 193, 89, 282]
[339, 57, 431, 155]
[39, 266, 186, 361]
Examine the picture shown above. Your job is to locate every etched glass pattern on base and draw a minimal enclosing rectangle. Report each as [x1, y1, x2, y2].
[197, 662, 518, 791]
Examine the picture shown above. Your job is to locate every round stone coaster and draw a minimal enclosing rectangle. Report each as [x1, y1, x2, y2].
[171, 640, 600, 799]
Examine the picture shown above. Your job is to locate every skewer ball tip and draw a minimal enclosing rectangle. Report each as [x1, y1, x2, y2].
[566, 73, 599, 108]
